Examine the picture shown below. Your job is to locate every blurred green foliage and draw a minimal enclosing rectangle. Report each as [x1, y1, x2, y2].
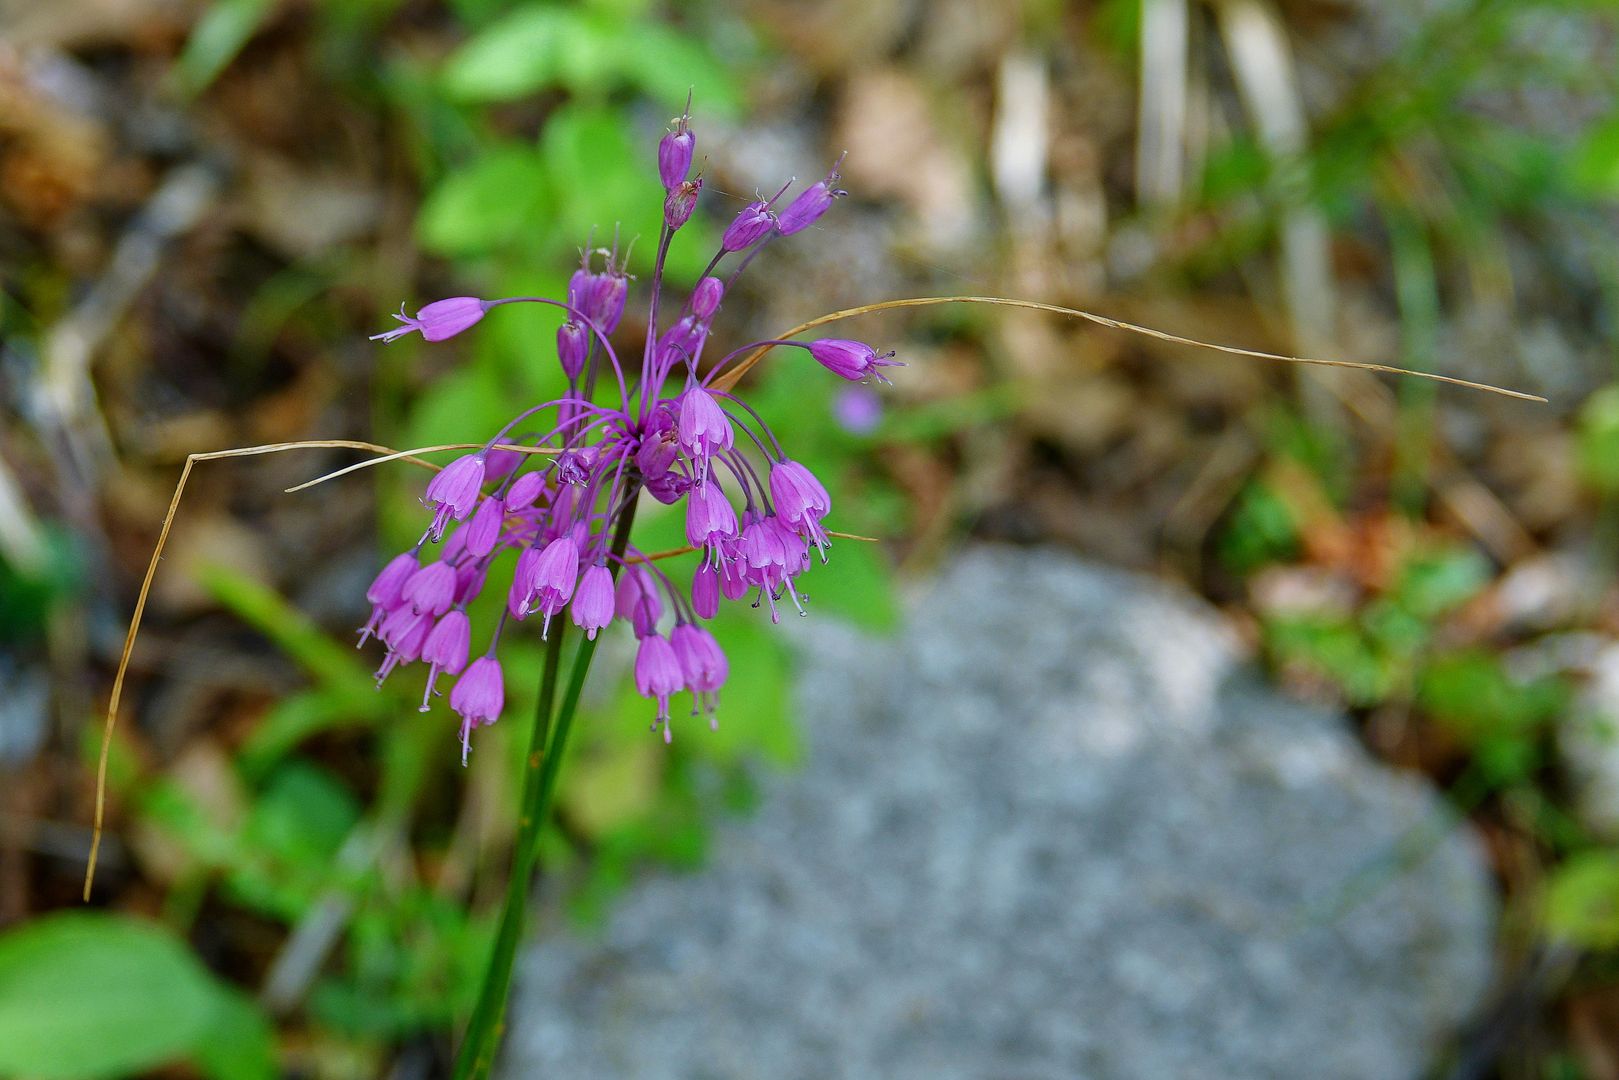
[4, 1, 907, 1074]
[0, 913, 275, 1080]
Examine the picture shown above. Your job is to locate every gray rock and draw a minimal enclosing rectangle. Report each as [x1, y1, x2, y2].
[506, 547, 1497, 1080]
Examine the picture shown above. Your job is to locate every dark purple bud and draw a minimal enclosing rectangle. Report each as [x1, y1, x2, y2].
[664, 178, 702, 230]
[777, 154, 847, 235]
[658, 110, 695, 190]
[722, 200, 775, 252]
[691, 276, 724, 320]
[586, 270, 629, 334]
[557, 320, 589, 380]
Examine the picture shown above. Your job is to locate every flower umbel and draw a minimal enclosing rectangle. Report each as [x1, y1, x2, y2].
[364, 103, 893, 761]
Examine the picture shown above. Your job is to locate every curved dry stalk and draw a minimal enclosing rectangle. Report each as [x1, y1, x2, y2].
[284, 442, 559, 494]
[709, 294, 1548, 403]
[85, 437, 500, 900]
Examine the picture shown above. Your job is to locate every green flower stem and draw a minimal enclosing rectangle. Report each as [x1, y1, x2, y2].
[453, 503, 638, 1079]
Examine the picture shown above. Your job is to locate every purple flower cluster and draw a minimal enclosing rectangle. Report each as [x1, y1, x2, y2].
[363, 101, 898, 762]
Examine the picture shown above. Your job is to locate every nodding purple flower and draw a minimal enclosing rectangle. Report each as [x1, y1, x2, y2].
[420, 609, 471, 711]
[616, 567, 663, 637]
[463, 496, 504, 558]
[514, 535, 580, 636]
[376, 606, 432, 684]
[692, 561, 720, 620]
[722, 199, 776, 252]
[685, 472, 738, 562]
[777, 155, 847, 236]
[505, 471, 545, 512]
[370, 297, 489, 344]
[658, 104, 695, 190]
[450, 656, 504, 765]
[807, 339, 902, 384]
[359, 551, 419, 645]
[672, 622, 728, 728]
[678, 387, 733, 463]
[740, 513, 807, 622]
[570, 564, 615, 640]
[691, 276, 724, 320]
[403, 560, 458, 617]
[664, 178, 701, 230]
[769, 459, 832, 556]
[557, 320, 589, 380]
[634, 633, 685, 742]
[424, 454, 485, 539]
[363, 97, 902, 758]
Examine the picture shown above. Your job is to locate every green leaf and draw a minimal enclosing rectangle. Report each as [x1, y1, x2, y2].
[1548, 850, 1619, 948]
[801, 536, 898, 632]
[417, 144, 554, 258]
[0, 913, 224, 1080]
[193, 987, 277, 1080]
[1578, 384, 1619, 493]
[1572, 113, 1619, 199]
[172, 0, 275, 99]
[441, 7, 601, 103]
[441, 7, 738, 114]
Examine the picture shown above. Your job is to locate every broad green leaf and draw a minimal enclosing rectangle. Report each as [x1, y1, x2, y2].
[0, 913, 222, 1080]
[1548, 850, 1619, 948]
[193, 987, 277, 1080]
[417, 145, 554, 258]
[172, 0, 274, 98]
[1578, 384, 1619, 493]
[799, 537, 898, 632]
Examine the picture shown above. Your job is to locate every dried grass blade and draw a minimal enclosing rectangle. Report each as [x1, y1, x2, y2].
[709, 295, 1547, 403]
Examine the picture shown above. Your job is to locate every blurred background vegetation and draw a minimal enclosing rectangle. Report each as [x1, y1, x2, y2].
[0, 0, 1617, 1076]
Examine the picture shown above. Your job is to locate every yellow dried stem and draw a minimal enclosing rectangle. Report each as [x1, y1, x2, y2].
[709, 294, 1548, 403]
[83, 438, 536, 900]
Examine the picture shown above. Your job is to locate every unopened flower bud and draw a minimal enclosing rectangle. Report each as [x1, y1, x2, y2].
[777, 154, 847, 235]
[664, 178, 701, 230]
[691, 276, 724, 320]
[722, 200, 775, 252]
[557, 320, 589, 380]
